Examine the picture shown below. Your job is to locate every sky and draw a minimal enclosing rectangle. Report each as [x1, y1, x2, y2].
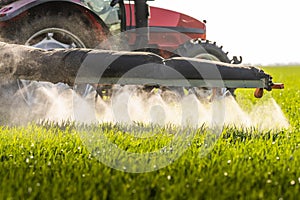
[149, 0, 300, 65]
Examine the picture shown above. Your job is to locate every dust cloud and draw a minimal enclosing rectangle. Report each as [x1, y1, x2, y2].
[4, 82, 290, 131]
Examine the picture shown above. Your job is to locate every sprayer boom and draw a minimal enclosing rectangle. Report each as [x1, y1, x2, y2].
[0, 42, 283, 98]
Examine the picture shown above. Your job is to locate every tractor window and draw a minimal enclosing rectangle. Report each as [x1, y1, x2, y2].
[82, 0, 121, 33]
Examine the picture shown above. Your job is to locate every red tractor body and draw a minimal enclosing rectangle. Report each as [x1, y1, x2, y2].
[125, 4, 206, 50]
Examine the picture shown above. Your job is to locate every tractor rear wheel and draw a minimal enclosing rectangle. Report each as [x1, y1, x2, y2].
[0, 7, 108, 48]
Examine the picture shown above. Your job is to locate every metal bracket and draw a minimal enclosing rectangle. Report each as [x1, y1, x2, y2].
[231, 56, 243, 64]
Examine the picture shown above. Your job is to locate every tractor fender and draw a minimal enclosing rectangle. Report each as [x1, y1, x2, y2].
[0, 0, 108, 30]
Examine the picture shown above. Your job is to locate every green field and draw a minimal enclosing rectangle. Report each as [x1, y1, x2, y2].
[0, 66, 299, 199]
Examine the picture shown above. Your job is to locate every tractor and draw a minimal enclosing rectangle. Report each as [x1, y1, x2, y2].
[0, 0, 240, 63]
[0, 0, 283, 102]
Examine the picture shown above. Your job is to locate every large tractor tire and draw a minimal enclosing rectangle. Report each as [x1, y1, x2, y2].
[0, 6, 109, 48]
[175, 39, 231, 63]
[175, 39, 236, 97]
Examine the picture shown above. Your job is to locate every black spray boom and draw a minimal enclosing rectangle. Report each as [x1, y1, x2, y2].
[0, 42, 283, 98]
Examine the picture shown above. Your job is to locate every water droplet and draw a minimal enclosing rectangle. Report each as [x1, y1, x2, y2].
[267, 179, 272, 184]
[167, 175, 171, 180]
[290, 180, 296, 185]
[227, 160, 231, 164]
[224, 172, 228, 176]
[25, 158, 30, 163]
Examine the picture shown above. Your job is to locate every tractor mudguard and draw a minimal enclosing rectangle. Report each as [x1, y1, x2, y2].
[0, 0, 81, 21]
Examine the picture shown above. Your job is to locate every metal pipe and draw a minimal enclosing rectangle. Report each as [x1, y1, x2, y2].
[134, 0, 148, 28]
[134, 0, 149, 48]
